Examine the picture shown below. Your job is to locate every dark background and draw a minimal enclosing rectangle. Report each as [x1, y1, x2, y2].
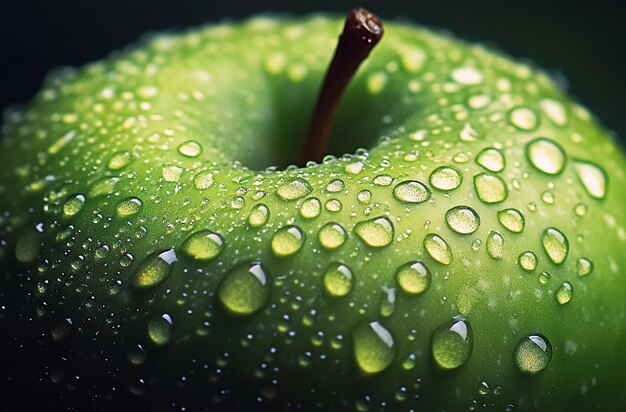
[1, 0, 624, 141]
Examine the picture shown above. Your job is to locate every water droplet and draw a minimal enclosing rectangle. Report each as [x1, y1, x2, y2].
[393, 180, 431, 204]
[451, 67, 483, 85]
[445, 206, 480, 234]
[379, 287, 396, 317]
[431, 316, 473, 369]
[574, 203, 588, 217]
[300, 197, 321, 219]
[574, 160, 607, 200]
[193, 170, 214, 189]
[476, 148, 505, 172]
[116, 197, 143, 218]
[181, 230, 224, 261]
[509, 106, 538, 131]
[131, 249, 177, 290]
[424, 233, 453, 265]
[526, 138, 566, 175]
[577, 257, 593, 277]
[89, 177, 121, 197]
[515, 334, 552, 374]
[539, 271, 551, 284]
[177, 140, 202, 157]
[272, 225, 305, 256]
[63, 194, 86, 217]
[162, 165, 183, 182]
[542, 228, 569, 265]
[318, 222, 347, 249]
[353, 321, 396, 374]
[540, 98, 568, 126]
[357, 190, 372, 203]
[486, 231, 504, 260]
[277, 178, 312, 200]
[497, 209, 525, 233]
[326, 179, 344, 192]
[249, 203, 270, 227]
[474, 173, 508, 204]
[373, 174, 393, 186]
[108, 151, 134, 170]
[325, 199, 342, 212]
[518, 252, 538, 272]
[323, 262, 353, 297]
[354, 217, 394, 247]
[555, 282, 573, 304]
[218, 262, 269, 316]
[541, 191, 555, 204]
[148, 314, 172, 345]
[430, 166, 462, 191]
[396, 261, 431, 295]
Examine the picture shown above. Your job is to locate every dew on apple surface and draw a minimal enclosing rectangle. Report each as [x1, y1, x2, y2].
[130, 249, 177, 290]
[574, 202, 588, 217]
[577, 257, 594, 277]
[193, 170, 214, 190]
[395, 261, 431, 295]
[62, 194, 86, 217]
[324, 198, 342, 212]
[476, 147, 505, 173]
[107, 150, 134, 170]
[180, 230, 224, 261]
[162, 165, 183, 182]
[218, 262, 269, 316]
[541, 191, 555, 204]
[147, 313, 173, 345]
[392, 180, 431, 204]
[574, 160, 607, 199]
[352, 321, 396, 374]
[326, 178, 345, 192]
[177, 140, 203, 158]
[115, 197, 143, 218]
[354, 216, 394, 247]
[518, 251, 538, 272]
[555, 282, 574, 304]
[271, 225, 305, 256]
[429, 166, 463, 191]
[323, 262, 353, 297]
[539, 271, 551, 284]
[318, 222, 347, 249]
[514, 334, 552, 374]
[474, 173, 508, 204]
[357, 190, 372, 203]
[431, 316, 473, 369]
[424, 233, 453, 265]
[373, 174, 393, 186]
[526, 138, 566, 175]
[300, 197, 321, 219]
[277, 178, 312, 200]
[445, 206, 480, 235]
[497, 208, 525, 233]
[508, 106, 539, 131]
[248, 203, 270, 227]
[541, 227, 569, 265]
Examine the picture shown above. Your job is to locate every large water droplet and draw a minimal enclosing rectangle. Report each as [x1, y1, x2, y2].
[63, 194, 86, 217]
[277, 178, 312, 200]
[218, 262, 269, 316]
[474, 173, 508, 204]
[515, 334, 552, 374]
[148, 314, 172, 345]
[431, 316, 473, 369]
[318, 222, 347, 249]
[542, 228, 569, 265]
[574, 160, 607, 200]
[323, 262, 353, 297]
[249, 203, 270, 227]
[476, 148, 505, 172]
[555, 282, 573, 304]
[300, 197, 321, 219]
[272, 225, 305, 256]
[181, 230, 224, 261]
[497, 209, 525, 233]
[353, 321, 396, 374]
[430, 166, 462, 191]
[393, 180, 431, 204]
[396, 261, 431, 295]
[526, 138, 566, 175]
[354, 217, 394, 247]
[131, 249, 177, 290]
[116, 197, 143, 218]
[424, 233, 453, 265]
[445, 206, 480, 234]
[486, 231, 504, 260]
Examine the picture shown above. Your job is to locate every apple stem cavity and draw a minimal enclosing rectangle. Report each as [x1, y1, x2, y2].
[298, 7, 384, 166]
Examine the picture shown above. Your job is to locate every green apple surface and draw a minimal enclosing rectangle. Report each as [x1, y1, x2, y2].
[1, 14, 626, 411]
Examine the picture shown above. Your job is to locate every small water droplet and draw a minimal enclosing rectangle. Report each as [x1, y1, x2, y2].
[539, 271, 551, 284]
[393, 180, 431, 203]
[326, 179, 345, 193]
[445, 206, 480, 234]
[497, 209, 525, 233]
[540, 98, 568, 126]
[272, 225, 305, 256]
[518, 252, 538, 272]
[476, 148, 505, 172]
[357, 190, 372, 203]
[431, 316, 473, 369]
[541, 191, 555, 205]
[424, 233, 453, 265]
[509, 106, 538, 131]
[577, 258, 593, 277]
[430, 166, 462, 191]
[451, 67, 483, 85]
[148, 314, 173, 345]
[249, 203, 270, 227]
[526, 138, 566, 175]
[323, 262, 353, 297]
[574, 203, 588, 217]
[181, 230, 224, 261]
[574, 160, 607, 200]
[474, 173, 508, 204]
[555, 282, 573, 304]
[177, 140, 202, 157]
[515, 334, 552, 374]
[542, 228, 569, 265]
[63, 194, 86, 217]
[277, 178, 312, 200]
[354, 217, 394, 247]
[486, 231, 504, 260]
[396, 261, 431, 295]
[108, 151, 134, 170]
[353, 321, 396, 374]
[373, 174, 393, 186]
[318, 222, 347, 249]
[131, 249, 177, 290]
[300, 197, 321, 219]
[116, 197, 143, 218]
[193, 170, 214, 189]
[218, 262, 269, 316]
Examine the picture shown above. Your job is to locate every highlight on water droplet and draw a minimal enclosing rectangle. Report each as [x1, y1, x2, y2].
[177, 140, 202, 157]
[131, 249, 178, 290]
[429, 166, 462, 191]
[476, 148, 505, 173]
[514, 334, 552, 374]
[63, 194, 86, 217]
[424, 233, 453, 265]
[486, 231, 504, 260]
[445, 206, 480, 234]
[526, 138, 566, 175]
[272, 225, 305, 256]
[148, 314, 173, 345]
[353, 321, 396, 374]
[474, 173, 508, 204]
[497, 208, 525, 233]
[574, 160, 607, 200]
[323, 262, 354, 297]
[393, 180, 431, 204]
[218, 262, 269, 316]
[277, 178, 312, 200]
[181, 230, 224, 261]
[300, 197, 321, 219]
[354, 217, 394, 247]
[577, 257, 593, 277]
[431, 316, 473, 369]
[116, 197, 143, 218]
[518, 251, 538, 272]
[396, 261, 431, 295]
[249, 203, 270, 227]
[542, 227, 569, 265]
[318, 222, 347, 249]
[555, 282, 573, 304]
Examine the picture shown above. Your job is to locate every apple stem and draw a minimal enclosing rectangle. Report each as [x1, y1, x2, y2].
[298, 8, 384, 166]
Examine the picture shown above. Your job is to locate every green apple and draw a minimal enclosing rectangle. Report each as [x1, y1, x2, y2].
[1, 8, 626, 411]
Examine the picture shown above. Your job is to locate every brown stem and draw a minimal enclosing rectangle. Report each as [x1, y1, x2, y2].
[298, 7, 384, 166]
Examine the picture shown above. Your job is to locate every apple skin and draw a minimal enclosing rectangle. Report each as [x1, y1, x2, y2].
[1, 14, 626, 411]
